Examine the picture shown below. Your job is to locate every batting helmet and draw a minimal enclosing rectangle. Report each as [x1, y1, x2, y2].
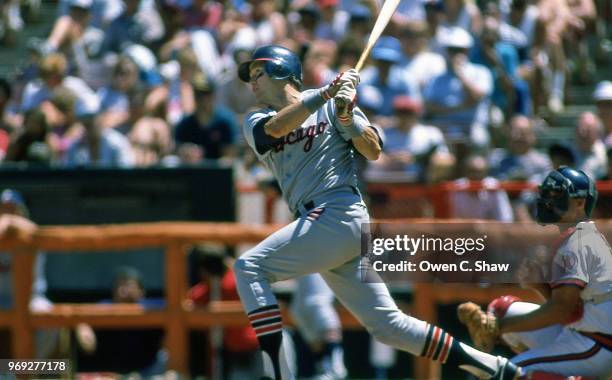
[238, 45, 302, 87]
[536, 167, 597, 224]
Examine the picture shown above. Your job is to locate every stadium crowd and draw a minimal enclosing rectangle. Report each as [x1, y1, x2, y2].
[0, 0, 611, 220]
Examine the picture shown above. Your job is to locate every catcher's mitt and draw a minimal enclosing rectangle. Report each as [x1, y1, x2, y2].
[457, 302, 500, 353]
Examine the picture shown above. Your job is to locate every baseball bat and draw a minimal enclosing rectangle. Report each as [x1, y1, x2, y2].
[355, 0, 401, 72]
[336, 0, 401, 109]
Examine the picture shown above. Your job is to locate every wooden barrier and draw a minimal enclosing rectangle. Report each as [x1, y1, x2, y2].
[3, 219, 612, 378]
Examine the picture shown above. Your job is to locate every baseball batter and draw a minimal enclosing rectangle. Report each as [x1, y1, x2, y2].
[460, 167, 612, 378]
[234, 45, 521, 380]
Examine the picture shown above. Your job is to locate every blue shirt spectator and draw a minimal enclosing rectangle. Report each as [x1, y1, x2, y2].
[360, 36, 419, 116]
[174, 74, 238, 161]
[424, 27, 493, 147]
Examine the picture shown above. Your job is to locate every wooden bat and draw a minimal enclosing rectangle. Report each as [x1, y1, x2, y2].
[336, 0, 401, 109]
[355, 0, 401, 72]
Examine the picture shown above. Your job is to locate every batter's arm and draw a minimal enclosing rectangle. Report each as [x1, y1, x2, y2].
[351, 127, 382, 160]
[263, 89, 314, 138]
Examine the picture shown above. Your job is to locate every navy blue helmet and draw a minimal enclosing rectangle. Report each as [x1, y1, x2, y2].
[536, 167, 598, 224]
[238, 45, 302, 87]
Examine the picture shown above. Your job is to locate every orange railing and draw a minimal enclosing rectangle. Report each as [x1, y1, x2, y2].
[3, 179, 612, 378]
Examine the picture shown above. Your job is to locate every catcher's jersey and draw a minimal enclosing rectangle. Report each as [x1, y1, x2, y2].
[244, 90, 370, 214]
[551, 221, 612, 334]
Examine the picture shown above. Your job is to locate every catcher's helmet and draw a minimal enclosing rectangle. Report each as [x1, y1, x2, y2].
[238, 45, 302, 87]
[536, 167, 598, 224]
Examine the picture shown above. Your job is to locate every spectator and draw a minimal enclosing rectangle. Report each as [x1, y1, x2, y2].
[547, 142, 576, 169]
[186, 245, 260, 379]
[397, 21, 446, 98]
[593, 80, 612, 147]
[156, 2, 222, 82]
[574, 111, 607, 179]
[481, 1, 527, 51]
[45, 0, 110, 90]
[42, 86, 86, 163]
[346, 5, 372, 42]
[450, 155, 514, 221]
[0, 78, 13, 160]
[360, 36, 417, 116]
[97, 56, 141, 131]
[423, 26, 493, 149]
[533, 0, 575, 113]
[440, 0, 482, 36]
[372, 96, 451, 183]
[489, 115, 551, 181]
[174, 73, 238, 163]
[75, 266, 167, 377]
[301, 40, 336, 89]
[128, 89, 173, 166]
[21, 53, 99, 116]
[99, 0, 163, 56]
[0, 78, 16, 133]
[471, 16, 530, 117]
[5, 110, 52, 164]
[0, 0, 24, 45]
[592, 147, 612, 218]
[63, 108, 135, 167]
[312, 0, 349, 41]
[243, 0, 287, 45]
[53, 0, 122, 31]
[217, 47, 258, 125]
[181, 0, 224, 31]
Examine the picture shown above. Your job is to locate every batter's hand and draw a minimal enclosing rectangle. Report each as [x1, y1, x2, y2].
[321, 69, 360, 101]
[339, 69, 360, 88]
[335, 83, 357, 125]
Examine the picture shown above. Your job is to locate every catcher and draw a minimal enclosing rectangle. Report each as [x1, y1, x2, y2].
[459, 167, 612, 378]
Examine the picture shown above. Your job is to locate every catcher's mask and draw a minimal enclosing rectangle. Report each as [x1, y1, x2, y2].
[536, 167, 597, 224]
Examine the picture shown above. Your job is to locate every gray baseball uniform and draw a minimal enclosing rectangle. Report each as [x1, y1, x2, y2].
[234, 89, 518, 380]
[235, 90, 428, 352]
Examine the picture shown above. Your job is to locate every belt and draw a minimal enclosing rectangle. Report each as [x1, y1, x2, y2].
[294, 186, 361, 219]
[577, 331, 612, 351]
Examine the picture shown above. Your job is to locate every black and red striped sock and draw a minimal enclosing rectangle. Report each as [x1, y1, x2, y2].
[421, 324, 520, 379]
[420, 323, 455, 363]
[248, 304, 284, 380]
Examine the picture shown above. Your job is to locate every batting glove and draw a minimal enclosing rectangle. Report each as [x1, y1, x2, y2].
[321, 69, 360, 101]
[335, 83, 357, 126]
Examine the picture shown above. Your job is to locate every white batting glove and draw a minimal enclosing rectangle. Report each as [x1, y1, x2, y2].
[339, 68, 360, 89]
[335, 83, 357, 125]
[321, 69, 360, 101]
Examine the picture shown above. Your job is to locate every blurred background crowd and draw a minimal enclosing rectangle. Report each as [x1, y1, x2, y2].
[0, 0, 610, 201]
[0, 0, 612, 377]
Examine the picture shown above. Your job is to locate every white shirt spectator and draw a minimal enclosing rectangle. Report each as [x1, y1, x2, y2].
[450, 177, 514, 221]
[57, 0, 124, 29]
[21, 76, 100, 114]
[399, 51, 446, 95]
[576, 139, 608, 179]
[63, 128, 135, 167]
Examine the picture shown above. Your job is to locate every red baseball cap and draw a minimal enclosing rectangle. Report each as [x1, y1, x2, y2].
[317, 0, 339, 8]
[393, 96, 422, 114]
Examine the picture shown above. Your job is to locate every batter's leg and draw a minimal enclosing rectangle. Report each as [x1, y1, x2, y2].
[321, 256, 522, 379]
[291, 274, 346, 378]
[233, 208, 362, 380]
